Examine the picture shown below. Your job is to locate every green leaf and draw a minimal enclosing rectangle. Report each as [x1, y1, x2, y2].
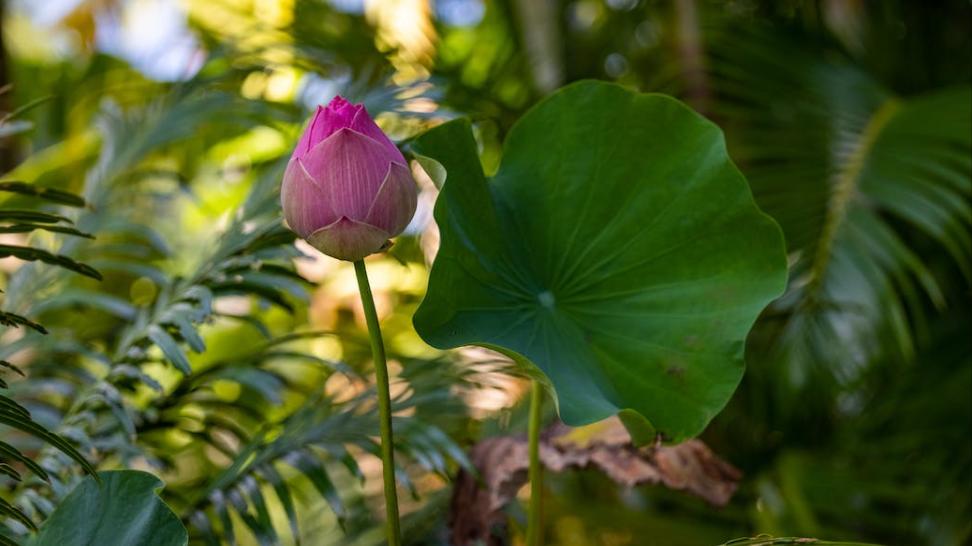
[0, 395, 30, 418]
[87, 259, 167, 284]
[26, 470, 188, 546]
[210, 283, 294, 313]
[205, 490, 237, 545]
[257, 464, 299, 545]
[0, 245, 101, 280]
[147, 325, 192, 375]
[0, 182, 86, 207]
[234, 476, 277, 546]
[0, 395, 97, 479]
[170, 314, 206, 353]
[0, 440, 49, 480]
[411, 81, 787, 441]
[0, 224, 93, 238]
[0, 360, 25, 377]
[284, 450, 347, 523]
[410, 153, 447, 189]
[0, 496, 35, 531]
[0, 210, 71, 224]
[30, 290, 134, 320]
[0, 462, 22, 481]
[0, 311, 47, 334]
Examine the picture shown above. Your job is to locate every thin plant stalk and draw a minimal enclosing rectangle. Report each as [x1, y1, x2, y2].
[526, 380, 543, 546]
[353, 259, 402, 546]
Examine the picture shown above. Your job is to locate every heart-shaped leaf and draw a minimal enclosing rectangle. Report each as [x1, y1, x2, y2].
[27, 470, 188, 546]
[411, 81, 787, 442]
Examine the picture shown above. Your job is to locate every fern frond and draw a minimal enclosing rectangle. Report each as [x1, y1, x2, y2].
[0, 167, 100, 538]
[179, 355, 476, 544]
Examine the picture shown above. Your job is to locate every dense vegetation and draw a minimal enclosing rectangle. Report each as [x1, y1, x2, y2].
[0, 1, 969, 545]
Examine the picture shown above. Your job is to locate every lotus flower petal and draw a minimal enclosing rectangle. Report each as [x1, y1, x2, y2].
[281, 96, 418, 261]
[306, 216, 391, 261]
[280, 158, 338, 238]
[366, 162, 418, 235]
[293, 106, 328, 160]
[302, 128, 404, 221]
[348, 106, 406, 162]
[293, 98, 357, 159]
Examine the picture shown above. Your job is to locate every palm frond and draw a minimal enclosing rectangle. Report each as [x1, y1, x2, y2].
[706, 24, 971, 386]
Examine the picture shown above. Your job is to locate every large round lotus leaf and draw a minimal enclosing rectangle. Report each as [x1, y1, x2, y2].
[410, 81, 787, 442]
[27, 470, 187, 546]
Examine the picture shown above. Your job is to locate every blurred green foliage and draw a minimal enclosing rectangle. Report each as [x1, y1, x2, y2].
[0, 1, 968, 545]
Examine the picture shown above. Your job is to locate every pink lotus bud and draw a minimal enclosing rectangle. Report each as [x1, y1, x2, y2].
[281, 96, 418, 261]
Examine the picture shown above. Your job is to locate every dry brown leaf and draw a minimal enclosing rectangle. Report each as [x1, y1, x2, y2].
[449, 417, 741, 546]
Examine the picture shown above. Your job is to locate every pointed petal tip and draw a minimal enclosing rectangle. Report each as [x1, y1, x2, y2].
[310, 126, 388, 156]
[326, 95, 357, 115]
[348, 106, 405, 162]
[308, 104, 328, 127]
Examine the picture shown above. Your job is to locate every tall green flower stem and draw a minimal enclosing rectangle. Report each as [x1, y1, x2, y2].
[353, 259, 402, 546]
[526, 380, 544, 546]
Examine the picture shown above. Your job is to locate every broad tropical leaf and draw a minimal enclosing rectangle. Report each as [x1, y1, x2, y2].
[25, 471, 187, 546]
[411, 81, 787, 442]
